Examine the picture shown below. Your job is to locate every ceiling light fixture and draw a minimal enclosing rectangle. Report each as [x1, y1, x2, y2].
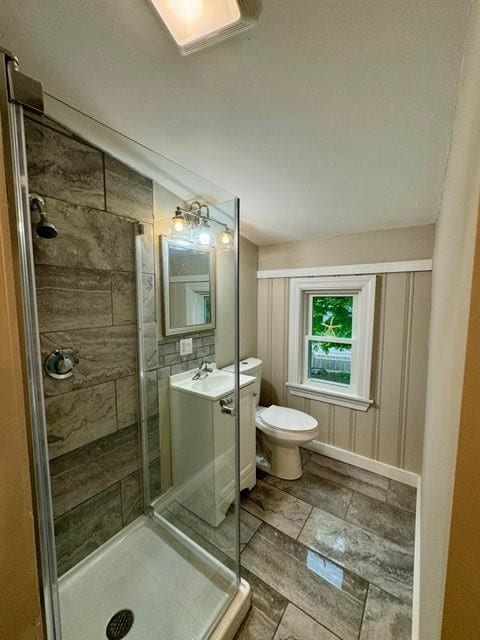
[150, 0, 258, 55]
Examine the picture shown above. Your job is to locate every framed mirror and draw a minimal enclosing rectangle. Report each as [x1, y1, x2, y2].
[161, 236, 216, 336]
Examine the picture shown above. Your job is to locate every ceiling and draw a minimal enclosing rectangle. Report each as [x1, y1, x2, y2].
[0, 1, 471, 245]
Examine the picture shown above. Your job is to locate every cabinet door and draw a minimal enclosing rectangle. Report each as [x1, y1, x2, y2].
[239, 385, 256, 490]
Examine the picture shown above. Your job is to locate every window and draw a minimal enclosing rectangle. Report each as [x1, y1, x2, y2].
[287, 275, 376, 411]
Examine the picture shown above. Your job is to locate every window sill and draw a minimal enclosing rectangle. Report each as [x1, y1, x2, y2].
[286, 382, 373, 412]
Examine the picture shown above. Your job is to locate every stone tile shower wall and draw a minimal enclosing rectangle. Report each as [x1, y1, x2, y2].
[25, 114, 161, 575]
[157, 331, 216, 379]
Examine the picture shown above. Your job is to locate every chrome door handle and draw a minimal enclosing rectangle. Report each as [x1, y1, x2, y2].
[220, 396, 235, 416]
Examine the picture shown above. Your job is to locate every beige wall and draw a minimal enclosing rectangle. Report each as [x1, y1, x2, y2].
[257, 226, 433, 473]
[153, 182, 185, 339]
[259, 224, 435, 270]
[239, 236, 258, 359]
[441, 207, 480, 638]
[210, 235, 259, 368]
[418, 1, 480, 636]
[215, 247, 235, 368]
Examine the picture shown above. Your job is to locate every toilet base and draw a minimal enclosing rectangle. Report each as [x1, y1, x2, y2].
[269, 442, 303, 480]
[257, 435, 303, 480]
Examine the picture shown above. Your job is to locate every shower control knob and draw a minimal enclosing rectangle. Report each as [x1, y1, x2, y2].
[45, 349, 79, 380]
[58, 354, 73, 374]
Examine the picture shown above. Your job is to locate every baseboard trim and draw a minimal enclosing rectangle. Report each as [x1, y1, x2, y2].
[304, 440, 419, 487]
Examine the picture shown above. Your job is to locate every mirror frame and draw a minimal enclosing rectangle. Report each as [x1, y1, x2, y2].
[161, 235, 216, 336]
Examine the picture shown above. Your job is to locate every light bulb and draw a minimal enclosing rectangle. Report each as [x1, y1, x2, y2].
[173, 217, 185, 232]
[197, 220, 214, 245]
[167, 0, 203, 24]
[217, 226, 234, 249]
[170, 208, 187, 235]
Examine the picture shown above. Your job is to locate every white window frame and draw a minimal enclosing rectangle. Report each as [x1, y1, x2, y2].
[287, 275, 376, 411]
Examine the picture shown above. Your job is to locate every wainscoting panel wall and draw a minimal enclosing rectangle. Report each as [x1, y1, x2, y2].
[257, 270, 431, 473]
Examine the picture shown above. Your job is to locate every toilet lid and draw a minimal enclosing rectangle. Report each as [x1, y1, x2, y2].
[259, 405, 318, 432]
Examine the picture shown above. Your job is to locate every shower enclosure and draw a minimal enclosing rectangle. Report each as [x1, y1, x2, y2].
[0, 48, 248, 640]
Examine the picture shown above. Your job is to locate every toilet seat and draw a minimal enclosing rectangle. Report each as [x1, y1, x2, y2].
[257, 405, 318, 434]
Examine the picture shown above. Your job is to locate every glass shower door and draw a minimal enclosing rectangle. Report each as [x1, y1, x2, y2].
[137, 191, 241, 634]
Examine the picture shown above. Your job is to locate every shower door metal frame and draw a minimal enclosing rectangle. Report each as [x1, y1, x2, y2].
[233, 197, 241, 588]
[134, 221, 152, 513]
[0, 48, 62, 640]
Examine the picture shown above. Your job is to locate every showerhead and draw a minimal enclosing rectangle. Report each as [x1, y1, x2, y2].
[29, 193, 58, 239]
[36, 214, 58, 239]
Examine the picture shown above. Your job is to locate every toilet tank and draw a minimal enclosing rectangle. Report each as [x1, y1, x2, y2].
[223, 357, 263, 406]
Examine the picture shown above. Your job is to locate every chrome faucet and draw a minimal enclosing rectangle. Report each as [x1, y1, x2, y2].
[192, 360, 213, 380]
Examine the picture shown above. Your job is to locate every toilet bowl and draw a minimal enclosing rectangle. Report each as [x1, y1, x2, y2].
[224, 358, 319, 480]
[256, 405, 319, 480]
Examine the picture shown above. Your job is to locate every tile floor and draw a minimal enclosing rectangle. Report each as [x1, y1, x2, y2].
[235, 448, 416, 640]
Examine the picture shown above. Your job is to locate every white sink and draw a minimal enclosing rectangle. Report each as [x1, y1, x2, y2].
[170, 368, 255, 401]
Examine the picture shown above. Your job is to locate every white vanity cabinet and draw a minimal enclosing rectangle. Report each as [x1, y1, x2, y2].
[169, 370, 256, 527]
[237, 385, 256, 492]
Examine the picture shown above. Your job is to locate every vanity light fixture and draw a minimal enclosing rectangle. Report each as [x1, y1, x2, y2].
[150, 0, 259, 55]
[168, 201, 233, 250]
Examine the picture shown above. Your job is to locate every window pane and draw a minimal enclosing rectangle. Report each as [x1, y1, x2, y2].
[311, 296, 353, 338]
[308, 340, 352, 386]
[204, 295, 211, 323]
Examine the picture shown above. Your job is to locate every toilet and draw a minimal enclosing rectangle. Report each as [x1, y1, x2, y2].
[233, 358, 319, 480]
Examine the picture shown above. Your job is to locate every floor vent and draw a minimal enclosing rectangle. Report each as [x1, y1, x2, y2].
[106, 609, 134, 639]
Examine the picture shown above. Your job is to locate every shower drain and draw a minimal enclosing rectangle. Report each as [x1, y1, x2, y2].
[106, 609, 134, 639]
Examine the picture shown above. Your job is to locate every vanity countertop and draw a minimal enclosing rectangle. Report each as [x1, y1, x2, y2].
[169, 367, 255, 401]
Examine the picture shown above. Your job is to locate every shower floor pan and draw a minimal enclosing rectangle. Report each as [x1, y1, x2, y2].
[58, 515, 247, 640]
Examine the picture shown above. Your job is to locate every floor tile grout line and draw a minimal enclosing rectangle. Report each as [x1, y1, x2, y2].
[262, 472, 354, 513]
[240, 483, 316, 540]
[357, 582, 371, 640]
[344, 486, 356, 520]
[253, 475, 317, 511]
[270, 600, 289, 640]
[295, 504, 313, 541]
[272, 600, 346, 640]
[285, 602, 345, 640]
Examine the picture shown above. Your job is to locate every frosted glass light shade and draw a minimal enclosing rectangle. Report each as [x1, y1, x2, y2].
[150, 0, 257, 55]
